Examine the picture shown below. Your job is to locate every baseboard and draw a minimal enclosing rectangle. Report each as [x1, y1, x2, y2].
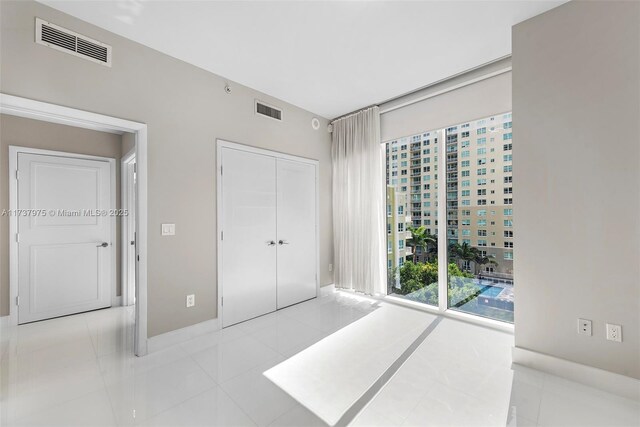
[319, 283, 335, 295]
[513, 346, 640, 402]
[111, 296, 123, 307]
[147, 318, 220, 354]
[0, 315, 9, 329]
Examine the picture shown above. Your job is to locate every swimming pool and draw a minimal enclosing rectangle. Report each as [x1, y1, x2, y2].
[479, 285, 504, 298]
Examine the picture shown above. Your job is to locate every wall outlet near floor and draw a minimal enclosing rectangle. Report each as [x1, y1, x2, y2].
[578, 318, 592, 336]
[329, 263, 333, 272]
[606, 323, 622, 342]
[186, 294, 195, 308]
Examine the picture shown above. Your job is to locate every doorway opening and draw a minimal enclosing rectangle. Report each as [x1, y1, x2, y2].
[121, 147, 136, 307]
[1, 93, 149, 356]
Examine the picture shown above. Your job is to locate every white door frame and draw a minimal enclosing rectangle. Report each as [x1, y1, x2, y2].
[121, 148, 136, 307]
[9, 147, 117, 321]
[216, 139, 320, 328]
[1, 93, 149, 356]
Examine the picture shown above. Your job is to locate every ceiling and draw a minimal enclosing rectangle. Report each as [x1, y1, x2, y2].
[38, 1, 565, 119]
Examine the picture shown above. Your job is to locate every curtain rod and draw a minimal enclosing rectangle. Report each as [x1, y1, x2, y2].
[330, 104, 379, 125]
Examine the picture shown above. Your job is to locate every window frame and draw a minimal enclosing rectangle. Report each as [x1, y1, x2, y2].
[382, 113, 515, 332]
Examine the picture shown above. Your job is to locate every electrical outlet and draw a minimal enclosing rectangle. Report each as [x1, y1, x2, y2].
[186, 294, 195, 308]
[578, 318, 592, 336]
[606, 323, 622, 342]
[329, 263, 333, 272]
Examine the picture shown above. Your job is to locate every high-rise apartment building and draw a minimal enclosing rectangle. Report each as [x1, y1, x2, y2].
[385, 113, 513, 284]
[386, 186, 411, 289]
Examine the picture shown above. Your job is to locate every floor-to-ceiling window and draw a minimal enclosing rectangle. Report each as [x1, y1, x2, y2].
[385, 112, 514, 323]
[385, 130, 439, 306]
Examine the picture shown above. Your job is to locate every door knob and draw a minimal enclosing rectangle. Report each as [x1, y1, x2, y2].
[97, 242, 109, 248]
[267, 240, 276, 246]
[278, 240, 289, 245]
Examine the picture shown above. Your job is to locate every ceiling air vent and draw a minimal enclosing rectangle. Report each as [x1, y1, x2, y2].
[35, 18, 112, 67]
[256, 100, 283, 121]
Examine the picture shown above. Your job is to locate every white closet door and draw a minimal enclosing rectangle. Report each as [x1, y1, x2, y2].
[17, 153, 112, 324]
[221, 148, 277, 327]
[276, 159, 317, 309]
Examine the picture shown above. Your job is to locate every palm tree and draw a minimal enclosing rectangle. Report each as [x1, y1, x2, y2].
[448, 242, 479, 271]
[406, 225, 436, 263]
[474, 254, 498, 276]
[425, 234, 438, 262]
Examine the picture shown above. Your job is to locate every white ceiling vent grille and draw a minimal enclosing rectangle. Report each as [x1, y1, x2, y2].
[35, 18, 112, 67]
[255, 100, 283, 121]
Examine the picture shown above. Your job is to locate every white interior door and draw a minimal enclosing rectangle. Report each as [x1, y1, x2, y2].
[17, 153, 113, 324]
[276, 159, 317, 309]
[221, 148, 277, 327]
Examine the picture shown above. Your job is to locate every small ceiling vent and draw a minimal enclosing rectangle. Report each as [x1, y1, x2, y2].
[35, 18, 112, 67]
[255, 100, 282, 121]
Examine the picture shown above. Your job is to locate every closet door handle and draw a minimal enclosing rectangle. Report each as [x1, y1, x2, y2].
[278, 240, 289, 245]
[267, 240, 276, 246]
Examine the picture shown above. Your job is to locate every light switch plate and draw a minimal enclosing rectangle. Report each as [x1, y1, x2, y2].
[161, 223, 175, 236]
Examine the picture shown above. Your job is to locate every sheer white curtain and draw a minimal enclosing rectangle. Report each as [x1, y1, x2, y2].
[331, 106, 385, 295]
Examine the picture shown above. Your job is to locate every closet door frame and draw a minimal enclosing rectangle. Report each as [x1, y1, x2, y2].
[216, 139, 319, 328]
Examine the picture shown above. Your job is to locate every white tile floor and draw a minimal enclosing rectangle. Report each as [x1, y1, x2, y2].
[1, 288, 638, 427]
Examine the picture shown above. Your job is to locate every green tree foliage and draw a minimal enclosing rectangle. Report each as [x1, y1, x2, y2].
[448, 242, 479, 269]
[393, 256, 512, 323]
[406, 226, 437, 263]
[397, 260, 474, 305]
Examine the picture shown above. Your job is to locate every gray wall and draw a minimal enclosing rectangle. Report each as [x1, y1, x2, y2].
[0, 1, 333, 337]
[513, 0, 639, 378]
[0, 114, 124, 302]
